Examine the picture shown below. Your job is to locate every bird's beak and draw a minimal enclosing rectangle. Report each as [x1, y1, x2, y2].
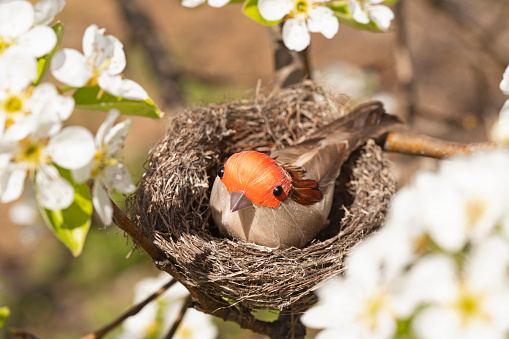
[230, 192, 253, 212]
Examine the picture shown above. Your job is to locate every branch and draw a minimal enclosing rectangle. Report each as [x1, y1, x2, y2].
[164, 295, 191, 339]
[267, 24, 310, 91]
[80, 279, 177, 339]
[394, 0, 417, 123]
[383, 132, 499, 159]
[116, 0, 183, 109]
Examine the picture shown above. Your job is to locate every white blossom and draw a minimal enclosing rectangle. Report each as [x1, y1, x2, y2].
[492, 65, 509, 147]
[348, 0, 394, 31]
[258, 0, 339, 52]
[181, 0, 230, 8]
[0, 49, 73, 142]
[302, 227, 410, 339]
[51, 24, 148, 100]
[0, 123, 95, 210]
[118, 273, 217, 339]
[413, 237, 509, 339]
[0, 0, 62, 58]
[72, 110, 135, 226]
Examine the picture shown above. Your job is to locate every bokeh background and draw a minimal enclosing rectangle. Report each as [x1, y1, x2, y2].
[1, 0, 509, 337]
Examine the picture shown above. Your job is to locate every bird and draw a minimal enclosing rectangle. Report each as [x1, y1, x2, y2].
[209, 101, 402, 248]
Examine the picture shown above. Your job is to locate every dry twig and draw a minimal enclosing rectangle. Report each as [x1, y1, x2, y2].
[80, 279, 177, 339]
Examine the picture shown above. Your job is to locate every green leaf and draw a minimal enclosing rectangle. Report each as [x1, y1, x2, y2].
[0, 307, 9, 329]
[73, 85, 164, 118]
[327, 1, 386, 32]
[39, 168, 92, 257]
[242, 0, 280, 26]
[35, 22, 64, 85]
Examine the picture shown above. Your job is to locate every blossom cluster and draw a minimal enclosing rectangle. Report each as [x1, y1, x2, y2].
[300, 66, 509, 339]
[117, 273, 218, 339]
[1, 0, 156, 255]
[181, 0, 395, 52]
[302, 149, 509, 338]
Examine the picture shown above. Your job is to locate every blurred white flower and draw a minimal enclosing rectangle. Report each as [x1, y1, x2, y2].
[118, 273, 217, 339]
[72, 110, 135, 226]
[500, 65, 509, 96]
[0, 106, 95, 209]
[413, 237, 509, 339]
[258, 0, 339, 52]
[302, 227, 411, 339]
[493, 65, 509, 147]
[348, 0, 394, 31]
[0, 0, 62, 58]
[181, 0, 230, 8]
[386, 151, 509, 253]
[491, 100, 509, 147]
[8, 183, 45, 245]
[51, 24, 148, 100]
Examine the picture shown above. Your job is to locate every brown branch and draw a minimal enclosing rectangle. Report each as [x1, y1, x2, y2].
[383, 132, 499, 159]
[164, 295, 191, 339]
[80, 279, 177, 339]
[267, 24, 309, 91]
[116, 0, 183, 110]
[394, 0, 417, 123]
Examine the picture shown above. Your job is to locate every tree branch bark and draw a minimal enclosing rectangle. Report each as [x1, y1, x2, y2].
[383, 132, 499, 158]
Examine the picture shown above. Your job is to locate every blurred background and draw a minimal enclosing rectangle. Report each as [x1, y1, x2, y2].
[1, 0, 509, 338]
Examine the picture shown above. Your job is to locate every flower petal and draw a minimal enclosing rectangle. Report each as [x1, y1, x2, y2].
[97, 74, 149, 100]
[51, 49, 93, 87]
[71, 162, 93, 184]
[36, 164, 74, 210]
[16, 25, 57, 58]
[103, 162, 135, 194]
[368, 4, 394, 31]
[0, 50, 38, 92]
[207, 0, 230, 7]
[95, 109, 119, 147]
[47, 126, 95, 170]
[33, 0, 65, 25]
[492, 100, 509, 147]
[181, 0, 206, 7]
[308, 6, 339, 39]
[0, 0, 34, 38]
[31, 82, 74, 121]
[500, 66, 509, 95]
[83, 25, 126, 75]
[258, 0, 292, 21]
[348, 0, 369, 24]
[0, 164, 26, 203]
[93, 183, 113, 226]
[282, 18, 310, 52]
[104, 119, 131, 156]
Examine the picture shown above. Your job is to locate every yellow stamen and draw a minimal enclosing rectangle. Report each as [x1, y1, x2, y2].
[13, 138, 51, 171]
[0, 36, 14, 55]
[453, 283, 489, 325]
[91, 148, 119, 177]
[465, 197, 487, 228]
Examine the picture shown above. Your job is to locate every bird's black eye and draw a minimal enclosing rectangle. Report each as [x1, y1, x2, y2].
[273, 185, 283, 197]
[218, 166, 225, 179]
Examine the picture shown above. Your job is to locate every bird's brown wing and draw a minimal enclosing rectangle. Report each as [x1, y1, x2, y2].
[271, 101, 404, 188]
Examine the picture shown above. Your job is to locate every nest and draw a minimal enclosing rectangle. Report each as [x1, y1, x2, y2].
[129, 81, 396, 313]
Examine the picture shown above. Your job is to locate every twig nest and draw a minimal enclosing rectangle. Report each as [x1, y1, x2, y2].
[129, 82, 395, 313]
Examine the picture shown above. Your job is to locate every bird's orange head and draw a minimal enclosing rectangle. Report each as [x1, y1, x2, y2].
[218, 151, 292, 209]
